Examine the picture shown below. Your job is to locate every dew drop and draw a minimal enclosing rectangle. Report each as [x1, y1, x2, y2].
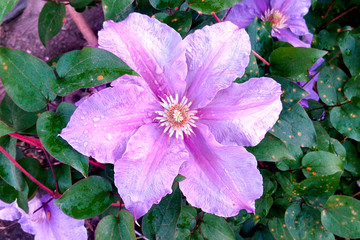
[105, 133, 112, 140]
[93, 117, 100, 122]
[80, 116, 85, 120]
[84, 142, 88, 147]
[345, 49, 351, 56]
[83, 130, 88, 134]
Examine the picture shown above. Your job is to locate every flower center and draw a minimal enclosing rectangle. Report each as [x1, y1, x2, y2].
[155, 94, 198, 139]
[261, 9, 287, 31]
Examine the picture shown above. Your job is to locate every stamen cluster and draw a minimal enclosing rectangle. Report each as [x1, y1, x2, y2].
[261, 9, 288, 31]
[155, 94, 198, 139]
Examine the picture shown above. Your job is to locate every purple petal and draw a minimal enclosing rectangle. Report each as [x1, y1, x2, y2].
[198, 77, 282, 146]
[226, 0, 269, 28]
[298, 58, 324, 107]
[0, 201, 21, 221]
[184, 21, 251, 109]
[18, 194, 87, 240]
[180, 124, 263, 216]
[114, 123, 188, 219]
[271, 0, 311, 18]
[287, 18, 310, 36]
[272, 28, 311, 47]
[98, 13, 187, 98]
[60, 83, 160, 164]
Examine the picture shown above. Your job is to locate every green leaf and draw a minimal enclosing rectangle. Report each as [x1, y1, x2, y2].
[294, 172, 341, 198]
[18, 157, 46, 198]
[200, 213, 235, 240]
[45, 164, 72, 194]
[301, 151, 343, 178]
[246, 18, 273, 60]
[0, 136, 24, 191]
[254, 196, 273, 224]
[69, 0, 92, 8]
[38, 2, 66, 46]
[0, 48, 57, 112]
[317, 64, 348, 105]
[246, 133, 295, 162]
[285, 202, 334, 240]
[321, 195, 360, 239]
[313, 122, 346, 158]
[271, 104, 316, 147]
[150, 0, 183, 9]
[186, 0, 242, 15]
[176, 206, 197, 232]
[142, 183, 182, 240]
[0, 95, 39, 132]
[0, 120, 14, 137]
[52, 47, 136, 96]
[161, 11, 192, 38]
[338, 30, 360, 77]
[37, 102, 88, 176]
[16, 182, 29, 213]
[268, 218, 293, 240]
[344, 76, 360, 100]
[0, 0, 19, 24]
[95, 211, 136, 240]
[269, 47, 327, 82]
[342, 141, 360, 176]
[102, 0, 134, 20]
[274, 77, 308, 109]
[55, 176, 113, 219]
[330, 97, 360, 141]
[0, 177, 17, 203]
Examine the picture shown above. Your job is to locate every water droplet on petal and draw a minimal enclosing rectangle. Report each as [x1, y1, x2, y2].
[80, 116, 85, 120]
[105, 133, 112, 140]
[84, 142, 88, 147]
[83, 130, 88, 134]
[93, 117, 100, 122]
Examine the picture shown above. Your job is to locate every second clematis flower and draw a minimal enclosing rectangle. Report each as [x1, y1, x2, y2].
[60, 13, 282, 219]
[226, 0, 313, 47]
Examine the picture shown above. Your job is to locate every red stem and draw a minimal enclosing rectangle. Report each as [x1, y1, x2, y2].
[211, 12, 221, 23]
[9, 133, 42, 148]
[9, 133, 105, 169]
[89, 159, 105, 170]
[252, 50, 270, 66]
[258, 161, 264, 168]
[111, 203, 125, 207]
[326, 6, 358, 27]
[0, 145, 60, 198]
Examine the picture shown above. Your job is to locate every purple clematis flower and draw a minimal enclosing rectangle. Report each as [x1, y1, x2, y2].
[0, 194, 87, 240]
[298, 58, 325, 107]
[226, 0, 313, 47]
[60, 13, 282, 219]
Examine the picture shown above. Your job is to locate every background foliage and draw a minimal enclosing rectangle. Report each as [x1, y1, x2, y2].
[1, 0, 360, 239]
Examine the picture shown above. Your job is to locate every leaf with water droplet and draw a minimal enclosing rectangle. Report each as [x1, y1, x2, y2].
[186, 0, 242, 15]
[37, 102, 88, 176]
[51, 47, 136, 96]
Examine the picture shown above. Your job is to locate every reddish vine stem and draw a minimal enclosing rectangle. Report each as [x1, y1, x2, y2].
[252, 50, 270, 66]
[43, 149, 59, 194]
[0, 145, 60, 198]
[89, 159, 106, 170]
[322, 6, 358, 29]
[9, 133, 105, 169]
[211, 12, 221, 23]
[324, 0, 335, 19]
[65, 5, 98, 46]
[9, 133, 42, 148]
[191, 212, 204, 235]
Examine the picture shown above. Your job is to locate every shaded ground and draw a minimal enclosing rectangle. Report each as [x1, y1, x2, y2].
[0, 0, 104, 239]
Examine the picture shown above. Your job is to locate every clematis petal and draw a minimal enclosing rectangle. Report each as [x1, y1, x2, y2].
[180, 124, 263, 216]
[0, 201, 21, 221]
[184, 21, 251, 109]
[272, 28, 311, 47]
[271, 0, 311, 17]
[287, 18, 310, 36]
[198, 77, 282, 146]
[60, 83, 160, 164]
[114, 123, 189, 219]
[98, 13, 187, 98]
[18, 194, 87, 240]
[226, 0, 268, 28]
